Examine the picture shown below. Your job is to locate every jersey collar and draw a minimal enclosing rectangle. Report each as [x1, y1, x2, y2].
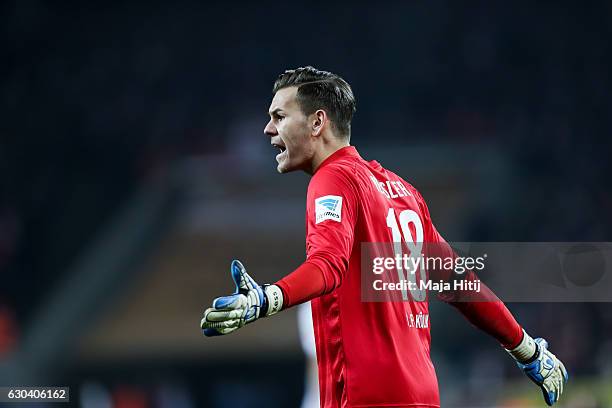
[315, 146, 360, 173]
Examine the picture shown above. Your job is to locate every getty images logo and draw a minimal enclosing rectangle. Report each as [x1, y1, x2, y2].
[315, 195, 343, 224]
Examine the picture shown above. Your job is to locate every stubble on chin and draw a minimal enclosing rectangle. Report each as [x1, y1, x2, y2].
[276, 159, 288, 174]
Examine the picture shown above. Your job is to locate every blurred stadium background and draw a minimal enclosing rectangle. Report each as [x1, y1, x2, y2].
[1, 1, 611, 407]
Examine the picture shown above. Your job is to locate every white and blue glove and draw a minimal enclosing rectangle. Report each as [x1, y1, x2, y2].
[201, 260, 283, 337]
[507, 331, 569, 406]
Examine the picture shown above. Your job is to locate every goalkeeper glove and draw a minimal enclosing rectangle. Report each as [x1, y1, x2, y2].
[507, 330, 569, 406]
[200, 260, 283, 337]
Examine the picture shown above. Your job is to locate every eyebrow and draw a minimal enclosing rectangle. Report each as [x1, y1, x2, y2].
[268, 108, 284, 116]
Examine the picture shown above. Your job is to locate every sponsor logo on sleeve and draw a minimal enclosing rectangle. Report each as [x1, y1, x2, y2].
[315, 195, 343, 224]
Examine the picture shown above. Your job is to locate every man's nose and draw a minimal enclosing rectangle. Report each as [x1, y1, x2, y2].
[264, 120, 277, 136]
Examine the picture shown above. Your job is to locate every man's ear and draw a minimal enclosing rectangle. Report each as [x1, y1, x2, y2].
[312, 109, 327, 136]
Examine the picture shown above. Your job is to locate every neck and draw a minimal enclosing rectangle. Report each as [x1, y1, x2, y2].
[308, 138, 350, 175]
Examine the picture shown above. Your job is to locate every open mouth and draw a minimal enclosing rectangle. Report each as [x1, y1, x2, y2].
[272, 143, 286, 154]
[272, 143, 287, 162]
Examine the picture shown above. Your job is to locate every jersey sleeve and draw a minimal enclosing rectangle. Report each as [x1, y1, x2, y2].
[304, 165, 359, 292]
[275, 165, 359, 308]
[414, 188, 523, 349]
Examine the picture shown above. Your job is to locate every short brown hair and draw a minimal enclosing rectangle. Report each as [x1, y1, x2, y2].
[273, 66, 356, 139]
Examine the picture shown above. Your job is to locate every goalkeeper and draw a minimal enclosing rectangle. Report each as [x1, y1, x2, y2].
[201, 66, 568, 407]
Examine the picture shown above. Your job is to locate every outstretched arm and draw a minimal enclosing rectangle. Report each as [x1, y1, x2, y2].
[202, 166, 358, 335]
[440, 270, 568, 406]
[415, 188, 568, 406]
[200, 259, 333, 336]
[200, 260, 284, 336]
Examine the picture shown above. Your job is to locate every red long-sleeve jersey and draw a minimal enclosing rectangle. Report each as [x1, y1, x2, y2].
[276, 146, 522, 408]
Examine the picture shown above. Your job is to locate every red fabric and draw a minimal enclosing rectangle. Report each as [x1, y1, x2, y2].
[276, 262, 327, 308]
[299, 146, 439, 407]
[450, 294, 524, 349]
[418, 202, 523, 350]
[276, 146, 523, 407]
